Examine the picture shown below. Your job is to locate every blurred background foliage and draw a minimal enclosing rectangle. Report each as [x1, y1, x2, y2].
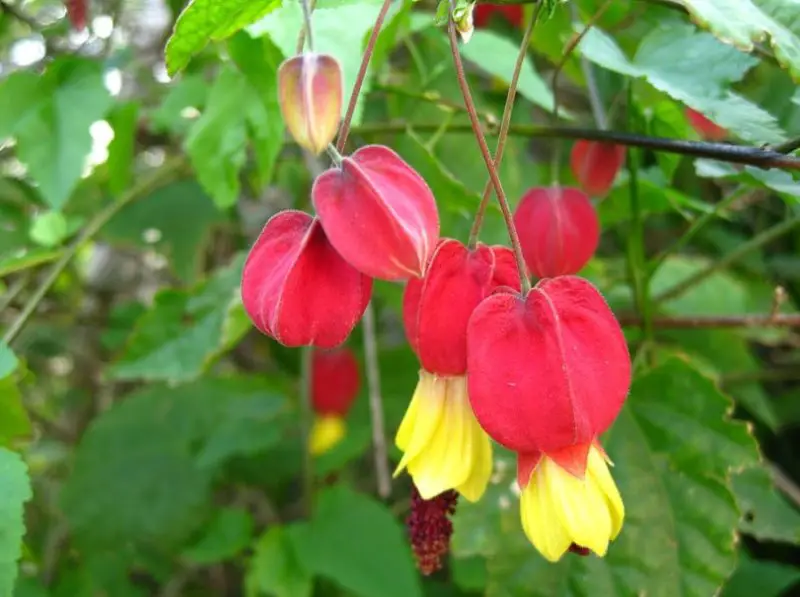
[1, 0, 800, 595]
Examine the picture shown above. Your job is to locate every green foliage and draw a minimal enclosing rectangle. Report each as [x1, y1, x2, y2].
[0, 449, 31, 595]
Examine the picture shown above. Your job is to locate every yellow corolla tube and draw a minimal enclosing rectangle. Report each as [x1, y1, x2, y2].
[309, 415, 346, 456]
[395, 370, 493, 502]
[520, 444, 625, 562]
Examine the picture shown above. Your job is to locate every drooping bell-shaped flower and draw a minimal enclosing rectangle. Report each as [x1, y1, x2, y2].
[513, 186, 599, 279]
[312, 145, 440, 281]
[685, 107, 727, 141]
[519, 441, 624, 562]
[241, 210, 372, 348]
[474, 3, 523, 28]
[309, 346, 360, 455]
[570, 140, 625, 197]
[278, 53, 343, 154]
[395, 240, 520, 502]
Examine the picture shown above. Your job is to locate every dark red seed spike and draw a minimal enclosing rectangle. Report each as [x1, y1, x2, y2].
[569, 543, 591, 556]
[406, 484, 459, 575]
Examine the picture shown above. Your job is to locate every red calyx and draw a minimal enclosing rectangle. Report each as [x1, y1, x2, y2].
[570, 140, 626, 197]
[685, 108, 727, 141]
[241, 210, 372, 348]
[312, 347, 360, 416]
[466, 276, 631, 455]
[402, 239, 520, 376]
[474, 4, 524, 28]
[312, 145, 440, 281]
[513, 186, 599, 279]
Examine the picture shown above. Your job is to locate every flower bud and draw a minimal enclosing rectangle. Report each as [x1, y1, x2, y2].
[312, 347, 360, 416]
[312, 145, 440, 281]
[403, 239, 520, 376]
[453, 2, 475, 42]
[513, 186, 599, 279]
[685, 107, 727, 141]
[467, 276, 631, 455]
[569, 140, 625, 197]
[474, 4, 523, 28]
[241, 210, 372, 348]
[278, 53, 343, 155]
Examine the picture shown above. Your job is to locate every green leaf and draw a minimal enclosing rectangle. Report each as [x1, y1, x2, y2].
[182, 508, 254, 564]
[164, 0, 281, 75]
[721, 551, 800, 597]
[185, 35, 284, 208]
[0, 448, 32, 596]
[0, 248, 61, 278]
[109, 256, 245, 382]
[0, 343, 30, 449]
[579, 24, 785, 144]
[246, 526, 313, 597]
[62, 376, 280, 548]
[0, 342, 18, 379]
[29, 211, 68, 248]
[291, 485, 423, 597]
[732, 465, 800, 544]
[0, 58, 112, 209]
[457, 30, 557, 114]
[106, 102, 139, 197]
[102, 179, 225, 284]
[454, 357, 759, 597]
[249, 0, 398, 126]
[677, 0, 800, 81]
[149, 75, 208, 135]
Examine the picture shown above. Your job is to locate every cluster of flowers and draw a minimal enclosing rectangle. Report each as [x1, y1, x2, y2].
[241, 38, 639, 570]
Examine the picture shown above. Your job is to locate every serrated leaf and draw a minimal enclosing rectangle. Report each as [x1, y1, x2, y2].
[290, 486, 423, 597]
[62, 377, 280, 548]
[721, 551, 800, 597]
[0, 58, 112, 209]
[182, 508, 254, 564]
[246, 526, 313, 597]
[0, 448, 32, 595]
[102, 179, 225, 283]
[164, 0, 281, 75]
[109, 256, 245, 383]
[677, 0, 800, 81]
[185, 35, 284, 208]
[579, 24, 785, 144]
[454, 357, 759, 597]
[732, 465, 800, 544]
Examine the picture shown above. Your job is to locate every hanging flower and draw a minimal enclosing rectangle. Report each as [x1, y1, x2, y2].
[473, 3, 523, 28]
[513, 186, 599, 279]
[395, 239, 520, 502]
[241, 210, 372, 348]
[570, 140, 626, 197]
[278, 53, 343, 155]
[309, 347, 360, 455]
[466, 276, 631, 560]
[312, 145, 440, 281]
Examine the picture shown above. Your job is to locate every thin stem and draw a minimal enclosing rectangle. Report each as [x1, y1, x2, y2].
[625, 140, 652, 342]
[347, 121, 800, 170]
[3, 157, 185, 346]
[771, 136, 800, 154]
[468, 2, 543, 249]
[296, 0, 316, 53]
[299, 346, 314, 516]
[362, 302, 392, 499]
[0, 274, 29, 313]
[335, 0, 392, 152]
[447, 6, 531, 293]
[649, 185, 750, 276]
[325, 143, 343, 166]
[573, 3, 608, 129]
[653, 214, 800, 304]
[617, 313, 800, 329]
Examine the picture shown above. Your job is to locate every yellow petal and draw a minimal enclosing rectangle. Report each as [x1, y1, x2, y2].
[587, 446, 625, 539]
[520, 463, 572, 562]
[394, 372, 446, 476]
[455, 380, 493, 501]
[309, 415, 346, 455]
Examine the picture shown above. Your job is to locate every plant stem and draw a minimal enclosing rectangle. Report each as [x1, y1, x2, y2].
[298, 346, 314, 516]
[572, 3, 608, 129]
[468, 2, 543, 249]
[653, 214, 800, 304]
[3, 157, 185, 346]
[335, 0, 392, 152]
[362, 301, 392, 499]
[296, 0, 316, 53]
[446, 5, 530, 293]
[347, 121, 800, 170]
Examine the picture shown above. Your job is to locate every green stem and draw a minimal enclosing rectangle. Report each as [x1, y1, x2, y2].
[362, 301, 391, 499]
[3, 157, 185, 346]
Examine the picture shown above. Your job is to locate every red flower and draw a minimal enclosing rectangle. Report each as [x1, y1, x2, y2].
[570, 140, 626, 197]
[474, 4, 523, 28]
[311, 347, 360, 417]
[241, 210, 372, 348]
[685, 107, 727, 141]
[312, 145, 440, 281]
[513, 186, 599, 279]
[466, 276, 631, 456]
[65, 0, 87, 31]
